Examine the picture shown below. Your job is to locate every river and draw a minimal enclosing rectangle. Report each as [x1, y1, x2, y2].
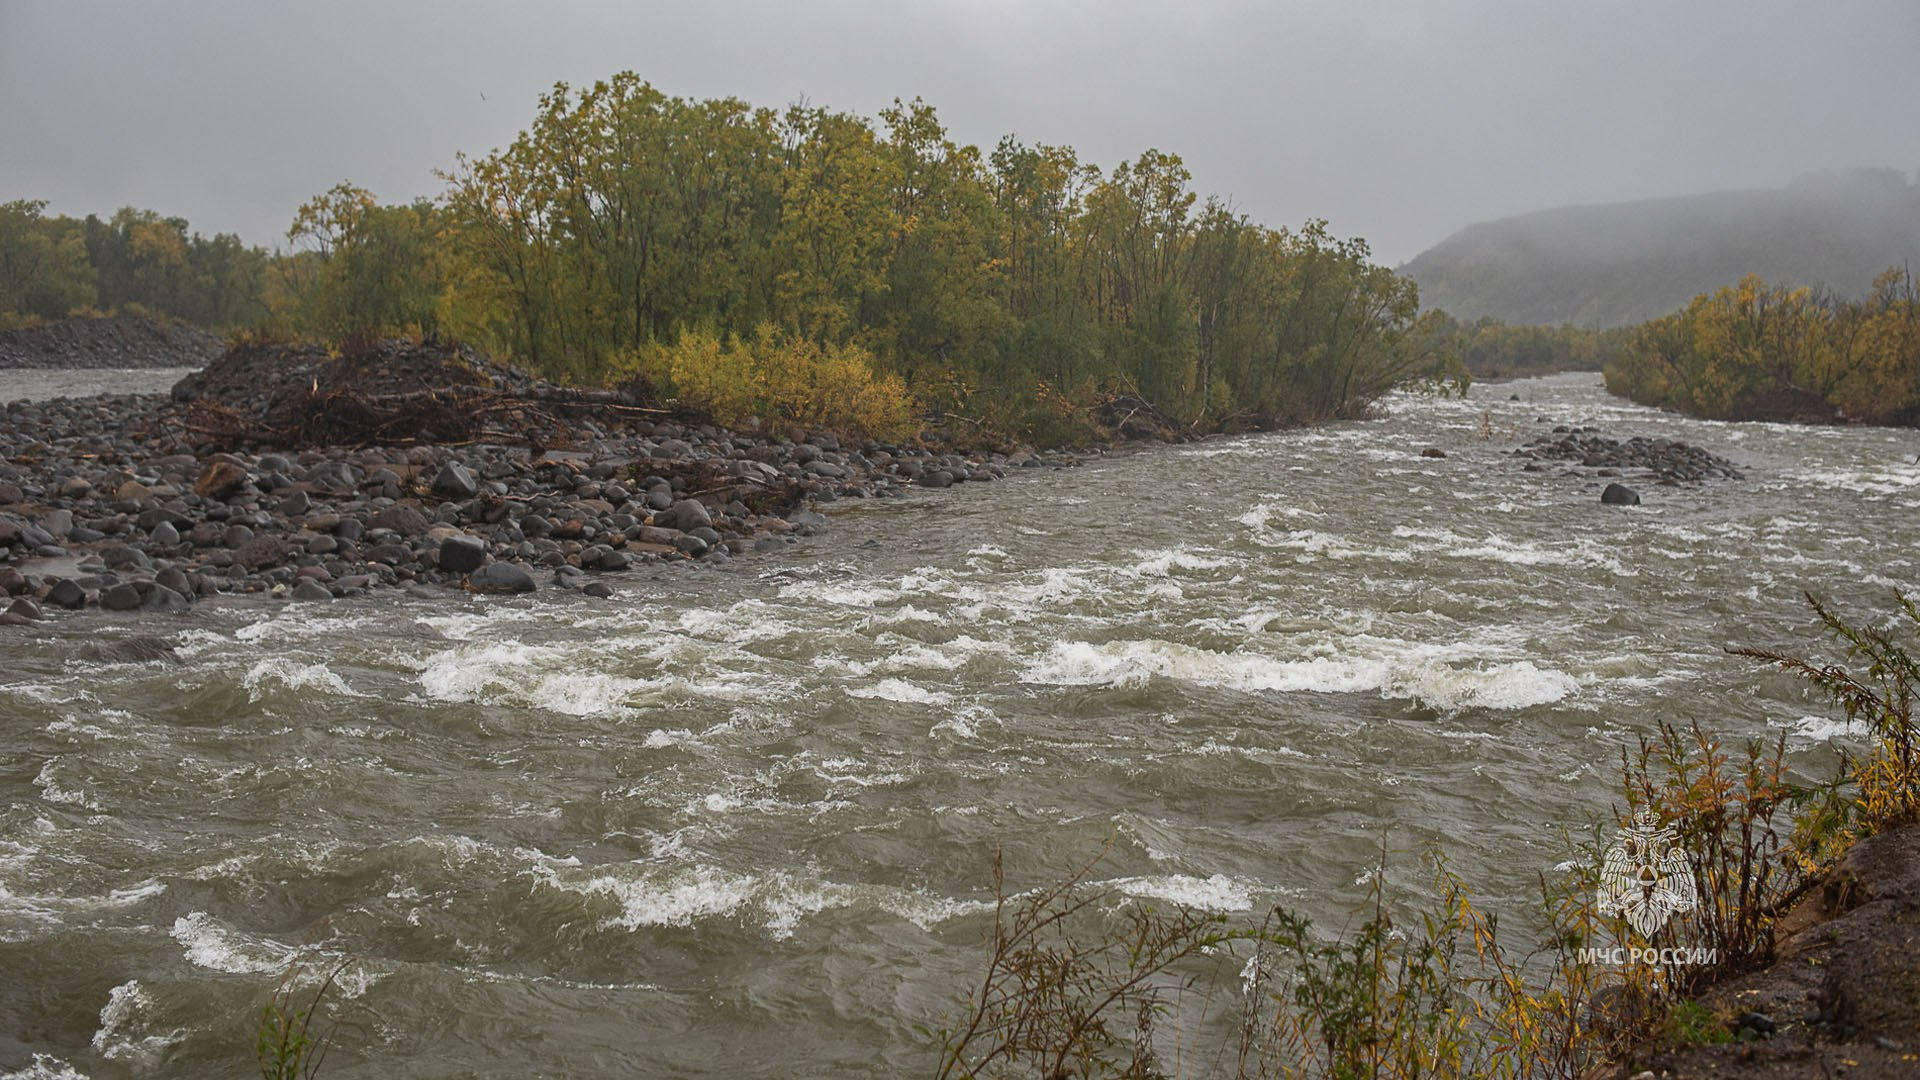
[2, 372, 1917, 1078]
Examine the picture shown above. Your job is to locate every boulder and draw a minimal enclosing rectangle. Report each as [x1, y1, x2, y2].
[194, 460, 249, 499]
[139, 585, 191, 614]
[437, 535, 488, 573]
[370, 504, 430, 536]
[234, 535, 291, 570]
[100, 583, 141, 611]
[470, 562, 536, 593]
[1601, 483, 1642, 506]
[46, 579, 86, 609]
[433, 461, 478, 498]
[656, 498, 712, 532]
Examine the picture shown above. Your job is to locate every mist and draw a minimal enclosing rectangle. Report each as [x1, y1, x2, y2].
[2, 0, 1918, 264]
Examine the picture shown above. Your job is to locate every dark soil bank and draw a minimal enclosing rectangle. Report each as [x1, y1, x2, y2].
[1631, 824, 1920, 1079]
[0, 315, 223, 370]
[0, 338, 1064, 619]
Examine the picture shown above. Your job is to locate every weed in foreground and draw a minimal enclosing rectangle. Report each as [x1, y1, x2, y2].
[256, 951, 349, 1080]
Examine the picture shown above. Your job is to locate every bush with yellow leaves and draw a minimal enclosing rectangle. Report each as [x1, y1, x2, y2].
[639, 325, 917, 441]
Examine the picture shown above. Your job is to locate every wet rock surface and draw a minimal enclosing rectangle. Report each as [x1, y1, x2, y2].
[1511, 424, 1745, 490]
[0, 339, 1075, 616]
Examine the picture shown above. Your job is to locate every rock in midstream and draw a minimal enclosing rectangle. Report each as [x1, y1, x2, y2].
[1512, 425, 1744, 484]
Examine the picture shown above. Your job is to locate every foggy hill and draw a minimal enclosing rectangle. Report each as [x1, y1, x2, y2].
[1401, 169, 1920, 328]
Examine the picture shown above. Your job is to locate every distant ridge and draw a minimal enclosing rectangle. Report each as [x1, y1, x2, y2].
[1401, 169, 1920, 328]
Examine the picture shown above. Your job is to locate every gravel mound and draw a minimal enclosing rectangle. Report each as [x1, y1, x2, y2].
[0, 316, 223, 371]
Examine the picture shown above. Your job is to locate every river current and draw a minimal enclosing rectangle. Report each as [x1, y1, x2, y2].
[3, 372, 1918, 1077]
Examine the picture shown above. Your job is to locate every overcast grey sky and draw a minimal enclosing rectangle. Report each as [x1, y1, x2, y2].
[2, 0, 1916, 264]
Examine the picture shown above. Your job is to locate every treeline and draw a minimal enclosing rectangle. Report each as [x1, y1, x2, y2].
[0, 201, 273, 329]
[4, 74, 1456, 443]
[1419, 313, 1627, 378]
[1604, 269, 1920, 425]
[422, 76, 1451, 438]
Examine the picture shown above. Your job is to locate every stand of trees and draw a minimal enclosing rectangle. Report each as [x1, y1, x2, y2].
[1417, 313, 1628, 379]
[3, 74, 1456, 443]
[424, 76, 1451, 437]
[0, 200, 273, 329]
[1604, 270, 1920, 425]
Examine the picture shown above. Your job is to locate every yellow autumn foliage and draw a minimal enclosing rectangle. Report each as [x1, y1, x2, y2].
[641, 325, 917, 440]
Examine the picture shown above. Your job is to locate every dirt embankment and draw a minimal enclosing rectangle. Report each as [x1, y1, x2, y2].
[0, 315, 223, 371]
[1633, 824, 1920, 1078]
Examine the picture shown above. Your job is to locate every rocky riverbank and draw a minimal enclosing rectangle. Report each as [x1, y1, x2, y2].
[0, 339, 1066, 620]
[0, 314, 222, 371]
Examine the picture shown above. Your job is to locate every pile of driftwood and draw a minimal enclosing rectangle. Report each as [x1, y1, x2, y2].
[1090, 387, 1191, 442]
[162, 338, 671, 453]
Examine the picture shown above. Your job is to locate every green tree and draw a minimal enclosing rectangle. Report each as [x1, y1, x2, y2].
[0, 200, 96, 322]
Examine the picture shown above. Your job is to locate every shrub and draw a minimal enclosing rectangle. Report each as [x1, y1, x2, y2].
[643, 325, 917, 439]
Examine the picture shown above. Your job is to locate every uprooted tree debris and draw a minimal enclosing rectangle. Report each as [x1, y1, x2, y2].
[161, 337, 677, 454]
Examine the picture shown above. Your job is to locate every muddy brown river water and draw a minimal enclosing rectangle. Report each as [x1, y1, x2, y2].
[2, 372, 1917, 1077]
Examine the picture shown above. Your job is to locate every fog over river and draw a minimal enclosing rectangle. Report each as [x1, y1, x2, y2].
[3, 372, 1917, 1078]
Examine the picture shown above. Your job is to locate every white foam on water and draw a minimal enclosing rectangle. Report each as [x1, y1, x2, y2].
[170, 911, 297, 974]
[756, 875, 994, 938]
[1791, 714, 1863, 742]
[532, 857, 994, 940]
[416, 642, 660, 716]
[811, 757, 913, 789]
[242, 658, 363, 700]
[534, 862, 758, 930]
[1247, 525, 1412, 562]
[1783, 463, 1920, 496]
[847, 679, 953, 705]
[860, 604, 947, 626]
[1384, 660, 1580, 712]
[1187, 738, 1309, 762]
[1023, 638, 1373, 693]
[778, 580, 908, 607]
[1022, 638, 1576, 712]
[3, 683, 96, 707]
[166, 628, 230, 658]
[91, 980, 183, 1064]
[416, 641, 567, 700]
[641, 727, 699, 749]
[233, 608, 379, 645]
[676, 600, 800, 643]
[1028, 566, 1100, 604]
[45, 716, 119, 741]
[32, 759, 98, 811]
[1108, 873, 1257, 911]
[930, 705, 998, 740]
[0, 1056, 90, 1080]
[840, 635, 1008, 677]
[1125, 547, 1234, 577]
[1392, 525, 1639, 576]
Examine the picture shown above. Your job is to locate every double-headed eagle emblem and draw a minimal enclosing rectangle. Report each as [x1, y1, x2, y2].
[1596, 809, 1699, 939]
